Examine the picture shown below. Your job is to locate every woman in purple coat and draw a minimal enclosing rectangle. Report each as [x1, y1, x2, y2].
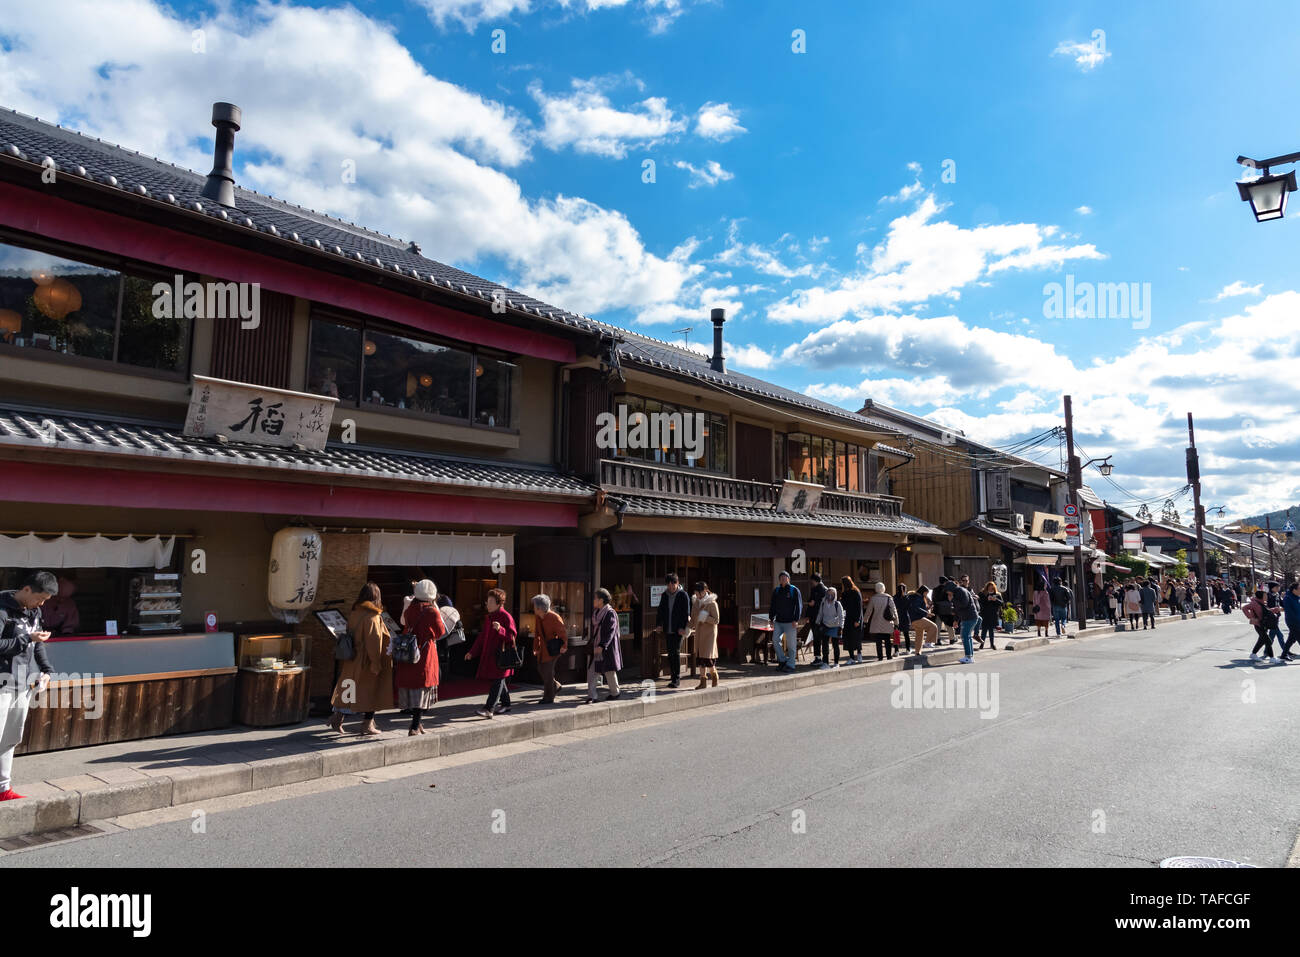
[584, 588, 623, 703]
[467, 588, 517, 718]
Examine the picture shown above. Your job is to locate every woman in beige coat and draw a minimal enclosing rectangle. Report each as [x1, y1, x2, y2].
[691, 581, 721, 689]
[327, 582, 394, 736]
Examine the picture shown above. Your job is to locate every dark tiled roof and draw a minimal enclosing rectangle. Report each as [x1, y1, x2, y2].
[0, 107, 604, 336]
[963, 521, 1076, 554]
[615, 493, 944, 536]
[0, 106, 909, 438]
[0, 405, 593, 499]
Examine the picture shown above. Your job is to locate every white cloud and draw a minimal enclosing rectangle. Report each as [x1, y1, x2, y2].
[793, 292, 1300, 517]
[729, 343, 774, 370]
[1214, 281, 1263, 301]
[0, 0, 701, 317]
[1075, 205, 1093, 215]
[768, 193, 1104, 322]
[531, 78, 686, 158]
[416, 0, 691, 33]
[674, 159, 734, 188]
[694, 102, 746, 141]
[714, 221, 820, 279]
[1053, 37, 1110, 71]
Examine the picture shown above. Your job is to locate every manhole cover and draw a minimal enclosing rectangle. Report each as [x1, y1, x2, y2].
[1160, 856, 1256, 868]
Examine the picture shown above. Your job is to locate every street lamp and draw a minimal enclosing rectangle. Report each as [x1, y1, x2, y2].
[1236, 152, 1300, 222]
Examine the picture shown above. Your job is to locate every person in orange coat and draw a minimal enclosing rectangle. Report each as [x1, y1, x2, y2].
[467, 588, 517, 718]
[531, 593, 568, 704]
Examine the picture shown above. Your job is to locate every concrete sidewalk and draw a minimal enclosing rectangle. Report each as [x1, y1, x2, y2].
[0, 609, 1218, 842]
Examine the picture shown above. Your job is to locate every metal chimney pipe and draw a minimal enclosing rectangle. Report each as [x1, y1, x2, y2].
[200, 102, 242, 209]
[709, 307, 726, 373]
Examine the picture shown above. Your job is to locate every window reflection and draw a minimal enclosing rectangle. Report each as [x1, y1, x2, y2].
[0, 242, 188, 373]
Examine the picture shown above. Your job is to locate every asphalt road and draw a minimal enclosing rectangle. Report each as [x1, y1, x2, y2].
[5, 613, 1298, 867]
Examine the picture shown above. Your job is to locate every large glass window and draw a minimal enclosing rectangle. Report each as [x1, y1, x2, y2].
[611, 394, 729, 473]
[307, 320, 361, 403]
[779, 431, 869, 491]
[364, 330, 472, 415]
[0, 240, 189, 374]
[307, 313, 514, 429]
[475, 356, 519, 429]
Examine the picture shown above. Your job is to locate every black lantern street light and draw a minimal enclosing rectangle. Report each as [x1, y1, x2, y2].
[1236, 152, 1300, 222]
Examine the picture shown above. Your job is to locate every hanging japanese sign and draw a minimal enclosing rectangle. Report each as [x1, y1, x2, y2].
[184, 375, 337, 451]
[775, 479, 824, 513]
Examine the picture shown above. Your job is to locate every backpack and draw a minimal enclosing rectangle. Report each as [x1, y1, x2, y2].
[1261, 606, 1279, 630]
[389, 630, 422, 664]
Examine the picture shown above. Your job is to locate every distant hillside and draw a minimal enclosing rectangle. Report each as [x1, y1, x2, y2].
[1237, 506, 1299, 530]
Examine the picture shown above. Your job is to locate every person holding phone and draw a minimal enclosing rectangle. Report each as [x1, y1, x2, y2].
[0, 571, 58, 801]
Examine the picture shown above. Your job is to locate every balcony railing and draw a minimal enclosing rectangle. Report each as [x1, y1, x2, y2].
[599, 458, 904, 519]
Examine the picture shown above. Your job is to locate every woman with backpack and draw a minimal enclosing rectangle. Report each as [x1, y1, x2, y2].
[840, 577, 865, 664]
[814, 585, 844, 669]
[466, 588, 518, 717]
[328, 582, 394, 736]
[394, 579, 445, 736]
[1123, 581, 1142, 630]
[865, 581, 898, 662]
[1244, 590, 1281, 663]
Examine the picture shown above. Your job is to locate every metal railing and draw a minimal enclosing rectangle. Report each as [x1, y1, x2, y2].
[598, 458, 904, 517]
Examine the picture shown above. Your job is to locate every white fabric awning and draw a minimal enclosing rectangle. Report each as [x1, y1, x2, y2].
[0, 534, 176, 568]
[367, 532, 514, 568]
[1015, 555, 1060, 566]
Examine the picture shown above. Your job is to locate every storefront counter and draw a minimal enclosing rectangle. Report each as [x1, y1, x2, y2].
[16, 632, 237, 755]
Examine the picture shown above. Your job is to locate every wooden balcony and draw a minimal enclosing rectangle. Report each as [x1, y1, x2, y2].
[599, 458, 904, 518]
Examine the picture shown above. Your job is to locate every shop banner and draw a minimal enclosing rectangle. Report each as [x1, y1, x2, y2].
[0, 533, 175, 568]
[367, 531, 513, 568]
[184, 375, 336, 451]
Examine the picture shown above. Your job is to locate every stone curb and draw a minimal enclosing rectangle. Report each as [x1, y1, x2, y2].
[0, 609, 1224, 841]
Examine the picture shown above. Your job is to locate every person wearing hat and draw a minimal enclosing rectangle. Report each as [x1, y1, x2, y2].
[768, 570, 803, 672]
[394, 579, 445, 735]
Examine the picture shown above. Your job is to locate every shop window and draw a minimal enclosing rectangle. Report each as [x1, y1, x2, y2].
[475, 356, 519, 429]
[519, 581, 586, 640]
[307, 319, 361, 403]
[0, 240, 190, 375]
[307, 313, 515, 429]
[609, 394, 730, 474]
[779, 431, 867, 491]
[708, 413, 728, 473]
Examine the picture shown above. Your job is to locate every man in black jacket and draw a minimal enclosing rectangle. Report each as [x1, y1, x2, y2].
[656, 573, 691, 688]
[806, 573, 827, 665]
[0, 571, 57, 801]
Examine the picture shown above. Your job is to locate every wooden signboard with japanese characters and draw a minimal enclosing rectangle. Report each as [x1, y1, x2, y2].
[184, 375, 337, 451]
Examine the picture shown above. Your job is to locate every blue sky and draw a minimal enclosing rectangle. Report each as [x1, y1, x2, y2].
[3, 0, 1299, 518]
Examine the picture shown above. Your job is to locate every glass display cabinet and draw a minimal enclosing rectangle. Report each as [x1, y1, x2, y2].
[235, 633, 312, 726]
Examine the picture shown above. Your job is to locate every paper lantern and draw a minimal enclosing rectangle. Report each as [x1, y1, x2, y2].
[29, 269, 54, 286]
[474, 362, 484, 377]
[267, 527, 322, 620]
[33, 278, 82, 320]
[0, 309, 21, 338]
[363, 339, 377, 356]
[419, 374, 433, 388]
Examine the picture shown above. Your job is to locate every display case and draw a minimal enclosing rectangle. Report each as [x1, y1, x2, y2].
[238, 633, 311, 672]
[129, 571, 183, 634]
[235, 633, 312, 727]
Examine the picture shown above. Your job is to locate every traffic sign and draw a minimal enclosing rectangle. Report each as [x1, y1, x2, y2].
[1065, 521, 1080, 537]
[1064, 503, 1079, 518]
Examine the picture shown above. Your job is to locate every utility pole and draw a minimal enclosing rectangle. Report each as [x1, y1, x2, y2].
[1266, 515, 1277, 583]
[1064, 396, 1087, 631]
[1187, 413, 1209, 609]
